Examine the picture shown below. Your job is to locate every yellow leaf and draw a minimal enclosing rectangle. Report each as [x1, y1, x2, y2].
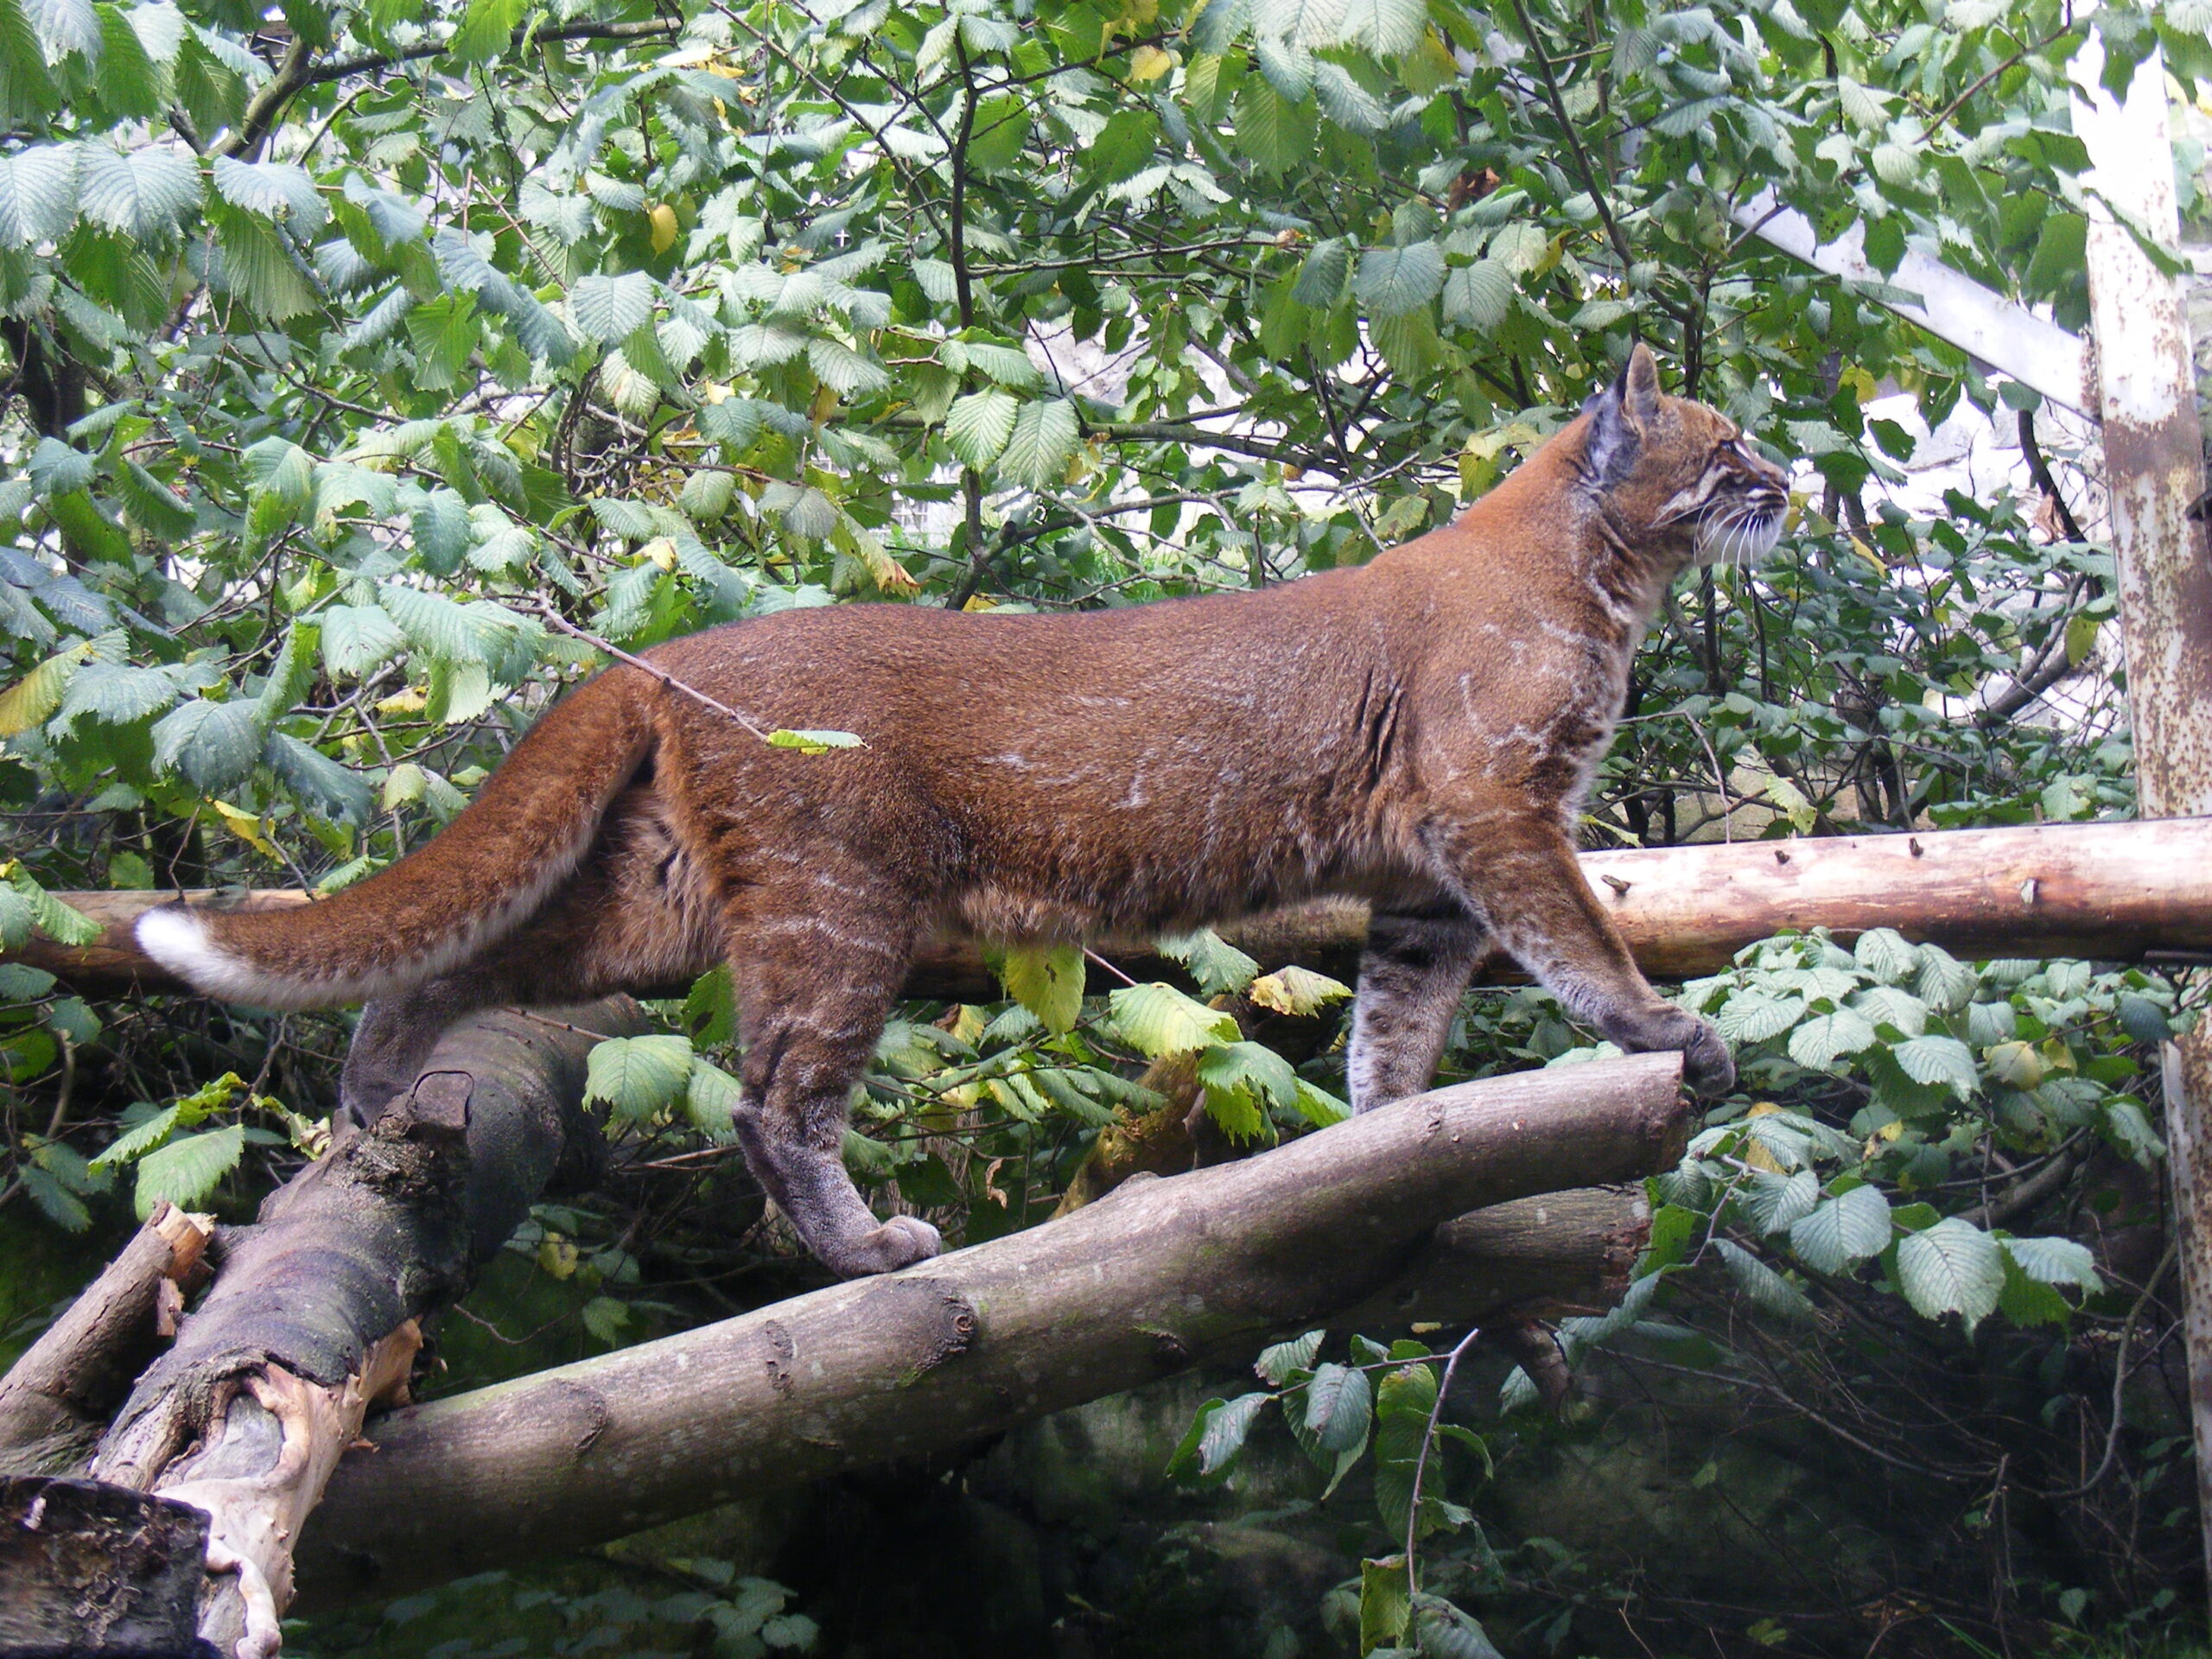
[211, 801, 279, 859]
[0, 641, 93, 737]
[537, 1234, 579, 1279]
[377, 688, 428, 715]
[642, 537, 678, 572]
[1129, 43, 1174, 80]
[962, 594, 998, 612]
[1848, 537, 1889, 577]
[1249, 964, 1353, 1017]
[1742, 1100, 1785, 1170]
[649, 202, 679, 255]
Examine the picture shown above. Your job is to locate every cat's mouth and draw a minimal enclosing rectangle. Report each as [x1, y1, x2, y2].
[1693, 494, 1789, 568]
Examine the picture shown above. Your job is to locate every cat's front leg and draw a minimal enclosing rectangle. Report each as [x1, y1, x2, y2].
[1425, 818, 1734, 1098]
[1347, 898, 1494, 1113]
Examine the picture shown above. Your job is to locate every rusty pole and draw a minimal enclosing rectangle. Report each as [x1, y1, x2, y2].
[2072, 24, 2212, 1604]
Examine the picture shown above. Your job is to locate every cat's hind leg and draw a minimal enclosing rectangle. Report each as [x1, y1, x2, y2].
[1348, 897, 1493, 1114]
[727, 894, 938, 1277]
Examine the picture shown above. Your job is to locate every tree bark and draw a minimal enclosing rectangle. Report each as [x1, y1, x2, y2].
[293, 1055, 1688, 1606]
[21, 817, 2212, 1002]
[0, 1000, 642, 1658]
[0, 1205, 213, 1478]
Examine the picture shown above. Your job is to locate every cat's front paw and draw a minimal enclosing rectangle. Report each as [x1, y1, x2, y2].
[1678, 1017, 1735, 1098]
[831, 1215, 944, 1277]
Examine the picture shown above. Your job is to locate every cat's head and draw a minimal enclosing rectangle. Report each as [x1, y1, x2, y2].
[1580, 343, 1792, 569]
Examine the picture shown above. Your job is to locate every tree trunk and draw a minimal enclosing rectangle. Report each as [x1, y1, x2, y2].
[0, 1000, 641, 1658]
[20, 817, 2212, 1003]
[293, 1054, 1688, 1606]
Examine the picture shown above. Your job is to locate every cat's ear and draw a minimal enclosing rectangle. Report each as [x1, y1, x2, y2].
[1584, 346, 1654, 484]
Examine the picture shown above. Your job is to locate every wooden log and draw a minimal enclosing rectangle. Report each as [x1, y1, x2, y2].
[293, 1055, 1690, 1605]
[18, 818, 2212, 1003]
[0, 1205, 212, 1478]
[0, 1000, 641, 1658]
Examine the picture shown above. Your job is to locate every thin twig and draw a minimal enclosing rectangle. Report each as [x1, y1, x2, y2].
[1403, 1325, 1484, 1597]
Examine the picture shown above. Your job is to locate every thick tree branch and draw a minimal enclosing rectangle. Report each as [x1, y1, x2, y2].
[295, 1055, 1690, 1602]
[24, 818, 2212, 1004]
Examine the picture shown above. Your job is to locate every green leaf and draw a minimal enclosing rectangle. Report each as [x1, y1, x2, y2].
[995, 399, 1078, 489]
[1897, 1216, 2004, 1331]
[1292, 236, 1350, 306]
[1256, 1328, 1324, 1385]
[1233, 78, 1318, 175]
[1195, 1391, 1269, 1474]
[1786, 1007, 1878, 1070]
[1357, 243, 1446, 320]
[91, 1102, 181, 1169]
[1789, 1184, 1891, 1274]
[809, 335, 889, 397]
[571, 272, 656, 345]
[1304, 1361, 1372, 1452]
[134, 1122, 244, 1218]
[1196, 1039, 1300, 1139]
[28, 0, 99, 61]
[449, 0, 522, 60]
[585, 1033, 695, 1122]
[683, 1059, 743, 1144]
[1411, 1596, 1506, 1659]
[1741, 1166, 1820, 1235]
[1247, 964, 1351, 1016]
[76, 143, 201, 239]
[151, 699, 264, 792]
[1359, 1555, 1413, 1655]
[1440, 258, 1513, 332]
[212, 156, 325, 227]
[966, 93, 1031, 174]
[1109, 982, 1240, 1058]
[0, 641, 92, 736]
[1914, 945, 1979, 1013]
[1892, 1034, 1979, 1099]
[1156, 927, 1260, 995]
[1001, 943, 1084, 1034]
[50, 662, 178, 734]
[266, 732, 372, 824]
[1716, 1238, 1817, 1322]
[2002, 1234, 2101, 1292]
[944, 388, 1018, 469]
[1258, 0, 1347, 48]
[1851, 927, 1919, 983]
[1339, 0, 1423, 55]
[765, 728, 864, 753]
[1714, 993, 1808, 1045]
[321, 603, 405, 678]
[0, 144, 83, 249]
[2117, 994, 2171, 1044]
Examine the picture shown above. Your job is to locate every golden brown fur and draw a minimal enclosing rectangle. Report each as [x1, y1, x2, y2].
[138, 345, 1790, 1276]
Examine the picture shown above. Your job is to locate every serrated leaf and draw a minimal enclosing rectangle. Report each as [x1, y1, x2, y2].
[133, 1122, 243, 1219]
[1001, 943, 1084, 1034]
[151, 699, 264, 792]
[50, 661, 178, 734]
[1109, 982, 1240, 1058]
[1897, 1216, 2003, 1330]
[995, 399, 1078, 490]
[321, 602, 405, 678]
[1157, 927, 1260, 995]
[1196, 1391, 1269, 1474]
[1853, 926, 1919, 983]
[944, 388, 1018, 469]
[1915, 945, 1979, 1013]
[0, 640, 92, 735]
[2117, 994, 2171, 1045]
[1356, 241, 1446, 320]
[2002, 1234, 2101, 1292]
[1233, 77, 1318, 175]
[0, 143, 82, 248]
[1716, 1237, 1817, 1322]
[28, 0, 99, 61]
[1304, 1361, 1372, 1452]
[1741, 1166, 1820, 1236]
[1787, 1007, 1878, 1070]
[1248, 963, 1351, 1016]
[1256, 1328, 1325, 1386]
[1851, 984, 1928, 1038]
[808, 334, 888, 397]
[1257, 0, 1346, 48]
[683, 1058, 743, 1144]
[266, 731, 371, 823]
[1441, 257, 1513, 332]
[1340, 0, 1422, 54]
[1789, 1184, 1891, 1273]
[77, 143, 201, 239]
[585, 1033, 695, 1122]
[1291, 236, 1349, 306]
[1713, 993, 1807, 1045]
[212, 156, 326, 227]
[1894, 1034, 1979, 1099]
[571, 271, 656, 345]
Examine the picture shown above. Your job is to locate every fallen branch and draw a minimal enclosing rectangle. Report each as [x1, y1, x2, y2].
[0, 1205, 212, 1478]
[0, 999, 642, 1657]
[19, 818, 2212, 1001]
[293, 1054, 1689, 1605]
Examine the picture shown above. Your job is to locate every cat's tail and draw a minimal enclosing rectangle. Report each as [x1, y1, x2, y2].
[135, 666, 657, 1009]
